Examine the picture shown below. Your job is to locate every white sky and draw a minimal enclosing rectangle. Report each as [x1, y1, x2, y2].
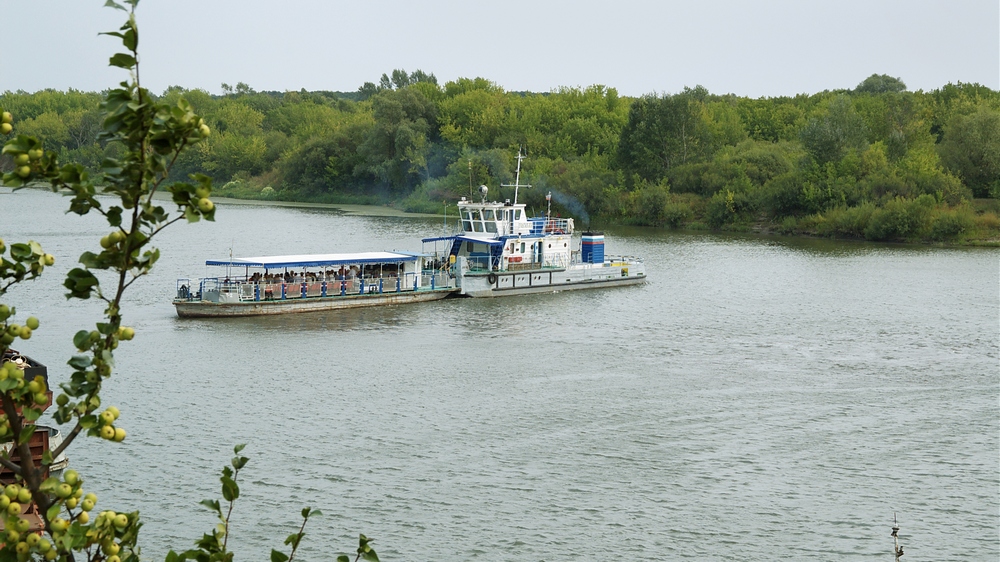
[3, 0, 998, 98]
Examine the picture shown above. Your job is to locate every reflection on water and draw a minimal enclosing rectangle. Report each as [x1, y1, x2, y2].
[1, 189, 997, 561]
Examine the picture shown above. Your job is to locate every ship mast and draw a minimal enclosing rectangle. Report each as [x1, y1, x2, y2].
[501, 149, 531, 205]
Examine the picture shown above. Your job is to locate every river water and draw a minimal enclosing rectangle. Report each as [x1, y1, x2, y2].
[2, 188, 997, 561]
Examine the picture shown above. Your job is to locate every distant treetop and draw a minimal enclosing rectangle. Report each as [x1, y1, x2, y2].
[854, 74, 907, 94]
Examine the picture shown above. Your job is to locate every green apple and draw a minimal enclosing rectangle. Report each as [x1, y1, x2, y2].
[106, 405, 120, 419]
[18, 326, 31, 340]
[1, 112, 11, 123]
[197, 198, 214, 212]
[7, 501, 21, 516]
[14, 154, 29, 166]
[81, 498, 95, 511]
[55, 483, 72, 499]
[65, 497, 78, 510]
[4, 485, 18, 499]
[43, 253, 54, 266]
[100, 426, 115, 440]
[119, 327, 134, 341]
[49, 518, 68, 533]
[16, 165, 30, 178]
[64, 469, 80, 486]
[25, 533, 39, 547]
[14, 518, 29, 532]
[37, 538, 51, 553]
[112, 513, 128, 529]
[16, 488, 30, 503]
[28, 148, 42, 160]
[199, 123, 210, 137]
[25, 317, 39, 330]
[113, 427, 126, 442]
[195, 186, 210, 199]
[0, 123, 12, 135]
[77, 511, 89, 524]
[14, 540, 28, 554]
[100, 410, 115, 425]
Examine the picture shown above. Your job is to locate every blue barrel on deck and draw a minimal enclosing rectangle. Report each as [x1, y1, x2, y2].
[582, 232, 604, 264]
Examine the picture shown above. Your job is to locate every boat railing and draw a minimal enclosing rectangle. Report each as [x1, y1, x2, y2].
[175, 272, 455, 303]
[529, 217, 574, 235]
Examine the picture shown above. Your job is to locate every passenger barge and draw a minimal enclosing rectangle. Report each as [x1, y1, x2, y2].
[173, 251, 455, 318]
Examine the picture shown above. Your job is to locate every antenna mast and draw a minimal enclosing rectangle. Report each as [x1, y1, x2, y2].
[501, 148, 531, 205]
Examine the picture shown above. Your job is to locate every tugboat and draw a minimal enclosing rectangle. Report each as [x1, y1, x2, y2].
[423, 151, 646, 297]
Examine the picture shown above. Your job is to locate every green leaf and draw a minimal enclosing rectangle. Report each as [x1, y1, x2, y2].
[68, 355, 92, 369]
[337, 556, 350, 562]
[233, 443, 246, 454]
[199, 499, 221, 516]
[270, 550, 289, 562]
[108, 53, 136, 69]
[23, 407, 41, 422]
[0, 379, 18, 392]
[18, 425, 36, 445]
[220, 476, 238, 502]
[79, 415, 99, 429]
[103, 0, 127, 11]
[47, 503, 62, 522]
[73, 331, 92, 350]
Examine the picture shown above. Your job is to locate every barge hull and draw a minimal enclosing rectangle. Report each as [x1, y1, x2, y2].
[462, 274, 645, 298]
[174, 289, 456, 318]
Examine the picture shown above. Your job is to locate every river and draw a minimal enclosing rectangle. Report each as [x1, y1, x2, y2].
[2, 188, 997, 561]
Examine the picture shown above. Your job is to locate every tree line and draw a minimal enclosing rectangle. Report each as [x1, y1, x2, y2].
[2, 73, 998, 243]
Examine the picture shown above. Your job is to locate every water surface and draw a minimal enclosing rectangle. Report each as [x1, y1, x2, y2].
[2, 189, 997, 561]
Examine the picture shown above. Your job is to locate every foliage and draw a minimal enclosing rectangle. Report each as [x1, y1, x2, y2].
[3, 58, 998, 243]
[937, 104, 1000, 198]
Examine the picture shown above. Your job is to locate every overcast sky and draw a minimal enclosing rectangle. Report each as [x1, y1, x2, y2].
[3, 0, 998, 98]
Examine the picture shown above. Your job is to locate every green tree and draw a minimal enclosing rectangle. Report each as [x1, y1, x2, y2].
[616, 86, 730, 184]
[800, 95, 869, 163]
[853, 74, 907, 94]
[938, 105, 1000, 197]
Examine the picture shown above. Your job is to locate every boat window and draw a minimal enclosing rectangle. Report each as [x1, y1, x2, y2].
[514, 210, 522, 221]
[483, 210, 495, 220]
[473, 220, 484, 232]
[520, 242, 525, 253]
[485, 221, 497, 233]
[462, 219, 472, 232]
[467, 242, 474, 253]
